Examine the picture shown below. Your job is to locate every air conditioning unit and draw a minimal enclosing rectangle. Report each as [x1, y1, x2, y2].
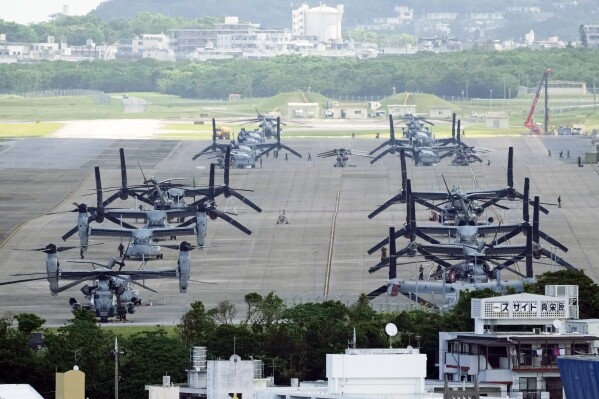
[533, 328, 541, 335]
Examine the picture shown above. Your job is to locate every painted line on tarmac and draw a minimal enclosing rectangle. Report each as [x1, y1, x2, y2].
[324, 188, 341, 297]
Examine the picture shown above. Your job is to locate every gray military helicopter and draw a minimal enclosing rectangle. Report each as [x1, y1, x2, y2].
[317, 139, 372, 167]
[2, 241, 196, 322]
[63, 164, 254, 260]
[237, 109, 283, 140]
[368, 147, 549, 223]
[365, 225, 536, 309]
[370, 115, 458, 166]
[366, 182, 575, 309]
[88, 198, 251, 257]
[104, 148, 261, 213]
[193, 118, 302, 165]
[237, 127, 266, 145]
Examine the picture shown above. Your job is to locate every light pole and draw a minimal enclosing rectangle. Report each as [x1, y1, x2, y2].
[465, 77, 469, 99]
[489, 89, 493, 112]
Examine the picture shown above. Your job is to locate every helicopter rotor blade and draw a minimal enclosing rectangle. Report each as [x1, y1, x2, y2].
[62, 225, 79, 241]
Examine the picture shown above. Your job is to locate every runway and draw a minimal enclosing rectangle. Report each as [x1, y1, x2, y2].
[0, 122, 597, 326]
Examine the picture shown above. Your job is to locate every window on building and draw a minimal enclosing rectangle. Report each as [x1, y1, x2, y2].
[519, 377, 538, 399]
[518, 344, 533, 366]
[572, 343, 589, 355]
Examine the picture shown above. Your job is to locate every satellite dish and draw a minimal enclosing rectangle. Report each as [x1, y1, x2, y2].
[385, 323, 398, 337]
[553, 319, 562, 330]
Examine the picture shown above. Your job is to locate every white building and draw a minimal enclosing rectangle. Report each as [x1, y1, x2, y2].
[438, 286, 599, 399]
[580, 25, 599, 48]
[292, 3, 344, 43]
[372, 6, 414, 26]
[131, 34, 175, 61]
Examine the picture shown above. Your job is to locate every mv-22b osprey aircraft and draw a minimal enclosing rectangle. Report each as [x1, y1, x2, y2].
[1, 241, 198, 322]
[61, 163, 258, 260]
[365, 179, 575, 309]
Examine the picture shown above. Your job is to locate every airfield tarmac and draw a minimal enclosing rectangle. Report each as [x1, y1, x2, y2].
[0, 120, 597, 326]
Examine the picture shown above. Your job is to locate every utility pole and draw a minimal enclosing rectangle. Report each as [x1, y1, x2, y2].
[544, 72, 549, 135]
[114, 337, 124, 399]
[593, 76, 596, 111]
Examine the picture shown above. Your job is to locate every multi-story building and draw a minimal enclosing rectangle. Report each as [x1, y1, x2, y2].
[439, 286, 598, 399]
[118, 34, 175, 61]
[372, 6, 414, 26]
[292, 3, 344, 43]
[580, 25, 599, 48]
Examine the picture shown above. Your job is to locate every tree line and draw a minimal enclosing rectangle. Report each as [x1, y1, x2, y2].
[1, 49, 598, 99]
[1, 270, 597, 399]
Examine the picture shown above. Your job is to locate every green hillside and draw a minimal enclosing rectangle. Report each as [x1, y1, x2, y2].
[380, 93, 456, 112]
[256, 92, 329, 115]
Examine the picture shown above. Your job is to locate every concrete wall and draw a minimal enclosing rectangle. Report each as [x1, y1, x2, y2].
[288, 103, 319, 118]
[207, 355, 255, 399]
[388, 104, 417, 116]
[148, 386, 180, 399]
[333, 106, 367, 119]
[326, 353, 427, 395]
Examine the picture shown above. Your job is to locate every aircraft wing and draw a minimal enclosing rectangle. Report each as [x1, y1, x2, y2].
[485, 245, 527, 257]
[164, 209, 198, 218]
[475, 223, 524, 235]
[150, 227, 196, 238]
[106, 209, 149, 219]
[417, 225, 457, 235]
[465, 190, 508, 199]
[417, 244, 464, 256]
[412, 192, 451, 201]
[90, 227, 134, 238]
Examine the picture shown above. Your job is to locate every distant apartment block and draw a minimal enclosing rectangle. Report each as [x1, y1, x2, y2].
[469, 12, 504, 21]
[581, 25, 599, 48]
[507, 6, 541, 13]
[373, 6, 414, 26]
[292, 3, 344, 43]
[425, 13, 457, 21]
[169, 17, 260, 51]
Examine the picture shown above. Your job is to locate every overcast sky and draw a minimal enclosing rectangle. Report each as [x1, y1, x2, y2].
[1, 0, 106, 24]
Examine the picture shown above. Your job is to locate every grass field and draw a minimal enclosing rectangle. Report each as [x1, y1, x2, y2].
[0, 122, 64, 138]
[2, 91, 598, 136]
[0, 95, 125, 121]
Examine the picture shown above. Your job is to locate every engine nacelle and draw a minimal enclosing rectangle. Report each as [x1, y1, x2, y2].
[77, 212, 90, 250]
[46, 256, 59, 295]
[120, 289, 140, 303]
[196, 212, 207, 246]
[81, 284, 95, 296]
[127, 304, 137, 314]
[178, 258, 191, 294]
[120, 192, 129, 201]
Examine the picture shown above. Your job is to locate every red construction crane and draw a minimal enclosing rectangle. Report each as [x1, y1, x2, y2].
[524, 68, 551, 135]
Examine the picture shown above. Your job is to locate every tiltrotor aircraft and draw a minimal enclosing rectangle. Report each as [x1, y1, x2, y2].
[317, 139, 372, 167]
[62, 164, 256, 260]
[370, 115, 458, 166]
[368, 147, 550, 223]
[365, 181, 576, 309]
